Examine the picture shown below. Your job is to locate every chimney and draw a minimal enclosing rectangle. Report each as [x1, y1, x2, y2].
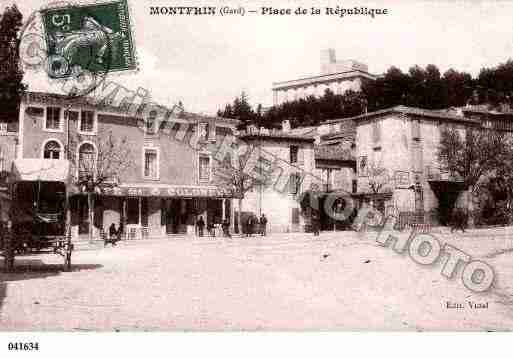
[320, 49, 336, 74]
[281, 119, 291, 132]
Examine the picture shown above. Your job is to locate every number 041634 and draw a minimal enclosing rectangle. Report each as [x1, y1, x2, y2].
[8, 342, 40, 351]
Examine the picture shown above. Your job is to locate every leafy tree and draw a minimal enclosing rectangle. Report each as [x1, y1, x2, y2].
[443, 69, 473, 107]
[363, 66, 410, 111]
[263, 89, 366, 128]
[437, 127, 508, 226]
[217, 59, 513, 130]
[0, 4, 26, 121]
[477, 60, 513, 106]
[490, 136, 513, 223]
[218, 91, 258, 130]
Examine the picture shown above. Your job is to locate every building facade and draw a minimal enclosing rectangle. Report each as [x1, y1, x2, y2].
[272, 48, 376, 106]
[236, 129, 315, 233]
[326, 106, 480, 224]
[17, 92, 239, 240]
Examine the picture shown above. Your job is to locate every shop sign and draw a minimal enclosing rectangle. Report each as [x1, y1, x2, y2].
[103, 185, 236, 198]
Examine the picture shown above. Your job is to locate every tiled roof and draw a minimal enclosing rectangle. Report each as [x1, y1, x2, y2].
[23, 91, 238, 126]
[320, 128, 355, 142]
[319, 119, 356, 145]
[325, 105, 479, 124]
[461, 104, 513, 115]
[314, 145, 354, 161]
[179, 111, 239, 126]
[238, 130, 315, 142]
[287, 126, 318, 138]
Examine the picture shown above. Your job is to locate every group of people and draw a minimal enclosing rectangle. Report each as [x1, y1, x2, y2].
[106, 222, 123, 246]
[195, 216, 232, 238]
[244, 214, 267, 237]
[195, 213, 269, 238]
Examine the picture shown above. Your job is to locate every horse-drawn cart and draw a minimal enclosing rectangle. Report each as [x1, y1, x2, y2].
[1, 159, 73, 271]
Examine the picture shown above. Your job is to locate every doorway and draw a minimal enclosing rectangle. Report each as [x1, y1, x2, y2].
[163, 199, 187, 234]
[429, 181, 464, 226]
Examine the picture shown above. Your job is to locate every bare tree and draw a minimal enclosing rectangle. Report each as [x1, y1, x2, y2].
[438, 126, 507, 226]
[67, 131, 132, 242]
[213, 145, 261, 233]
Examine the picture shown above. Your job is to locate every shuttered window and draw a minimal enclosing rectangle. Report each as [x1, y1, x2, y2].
[412, 142, 423, 173]
[199, 155, 210, 182]
[372, 120, 381, 143]
[298, 147, 304, 164]
[45, 107, 61, 130]
[412, 119, 421, 140]
[290, 145, 299, 163]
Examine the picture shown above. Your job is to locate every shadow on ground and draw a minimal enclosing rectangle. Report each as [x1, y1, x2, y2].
[0, 258, 103, 315]
[0, 281, 5, 319]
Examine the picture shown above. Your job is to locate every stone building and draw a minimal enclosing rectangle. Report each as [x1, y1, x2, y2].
[272, 48, 376, 105]
[235, 119, 358, 233]
[325, 106, 482, 224]
[236, 129, 316, 233]
[17, 92, 239, 240]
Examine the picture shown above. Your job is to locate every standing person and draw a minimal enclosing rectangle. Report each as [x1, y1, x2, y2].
[117, 222, 124, 242]
[259, 214, 268, 236]
[222, 218, 231, 238]
[312, 211, 320, 236]
[196, 216, 205, 237]
[450, 208, 466, 233]
[207, 221, 215, 238]
[246, 215, 254, 237]
[108, 223, 118, 246]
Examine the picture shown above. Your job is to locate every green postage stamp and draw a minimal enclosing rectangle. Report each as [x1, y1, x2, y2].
[41, 0, 136, 78]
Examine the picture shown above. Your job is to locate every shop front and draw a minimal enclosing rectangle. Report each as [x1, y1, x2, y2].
[70, 185, 236, 240]
[99, 184, 235, 239]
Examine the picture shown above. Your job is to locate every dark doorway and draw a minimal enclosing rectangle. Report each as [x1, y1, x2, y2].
[429, 181, 464, 225]
[317, 194, 351, 231]
[164, 199, 187, 234]
[78, 196, 88, 234]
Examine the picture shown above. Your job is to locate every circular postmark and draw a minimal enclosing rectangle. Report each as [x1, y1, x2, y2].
[19, 0, 117, 98]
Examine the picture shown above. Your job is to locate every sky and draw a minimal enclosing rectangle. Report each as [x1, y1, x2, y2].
[6, 0, 513, 114]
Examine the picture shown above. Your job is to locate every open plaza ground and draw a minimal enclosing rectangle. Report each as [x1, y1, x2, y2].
[1, 228, 513, 331]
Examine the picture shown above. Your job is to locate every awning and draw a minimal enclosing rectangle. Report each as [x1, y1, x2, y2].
[100, 184, 240, 198]
[12, 159, 71, 183]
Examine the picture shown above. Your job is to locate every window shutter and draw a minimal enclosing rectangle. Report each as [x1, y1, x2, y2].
[208, 123, 216, 142]
[289, 173, 299, 194]
[291, 208, 300, 224]
[413, 143, 423, 172]
[198, 123, 208, 140]
[290, 145, 298, 163]
[412, 119, 421, 140]
[372, 121, 381, 143]
[298, 147, 304, 164]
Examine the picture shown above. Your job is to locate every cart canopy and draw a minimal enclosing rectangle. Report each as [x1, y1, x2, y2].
[11, 159, 72, 184]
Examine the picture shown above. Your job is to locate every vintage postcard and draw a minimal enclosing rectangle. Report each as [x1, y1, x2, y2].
[40, 0, 136, 78]
[1, 0, 513, 354]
